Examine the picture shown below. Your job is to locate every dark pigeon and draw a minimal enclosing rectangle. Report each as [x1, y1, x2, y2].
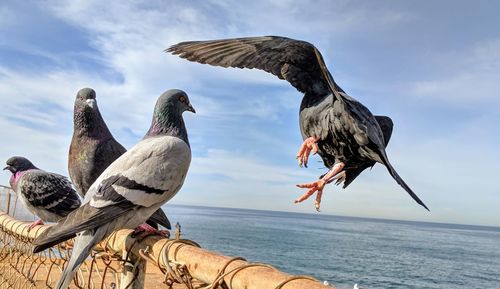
[68, 88, 171, 229]
[34, 89, 195, 289]
[4, 156, 81, 229]
[167, 36, 429, 211]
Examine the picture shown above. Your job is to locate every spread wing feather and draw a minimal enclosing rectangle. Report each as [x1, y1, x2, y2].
[167, 36, 338, 96]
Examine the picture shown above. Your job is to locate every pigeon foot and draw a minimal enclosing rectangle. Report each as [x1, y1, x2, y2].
[132, 223, 170, 238]
[295, 162, 345, 211]
[27, 219, 44, 231]
[296, 136, 320, 168]
[295, 179, 326, 211]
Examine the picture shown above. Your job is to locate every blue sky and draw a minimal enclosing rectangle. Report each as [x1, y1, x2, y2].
[1, 0, 499, 226]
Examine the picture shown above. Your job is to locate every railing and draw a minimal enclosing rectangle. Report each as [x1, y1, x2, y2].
[0, 187, 336, 289]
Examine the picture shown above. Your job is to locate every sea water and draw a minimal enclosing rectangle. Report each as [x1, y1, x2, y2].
[166, 204, 500, 289]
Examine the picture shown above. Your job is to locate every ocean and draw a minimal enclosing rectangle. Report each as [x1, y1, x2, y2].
[165, 204, 500, 289]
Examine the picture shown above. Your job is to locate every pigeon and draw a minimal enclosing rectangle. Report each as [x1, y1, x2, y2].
[68, 87, 171, 230]
[167, 36, 429, 211]
[33, 89, 195, 289]
[68, 88, 127, 197]
[4, 156, 81, 230]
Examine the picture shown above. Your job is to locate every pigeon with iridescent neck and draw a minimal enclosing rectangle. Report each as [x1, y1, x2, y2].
[69, 88, 171, 230]
[33, 89, 195, 289]
[4, 156, 81, 230]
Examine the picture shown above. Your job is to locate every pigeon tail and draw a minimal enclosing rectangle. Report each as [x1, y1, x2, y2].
[378, 151, 430, 211]
[55, 228, 105, 289]
[33, 203, 134, 253]
[148, 208, 172, 229]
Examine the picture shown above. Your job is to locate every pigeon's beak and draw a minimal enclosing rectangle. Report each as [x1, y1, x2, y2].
[86, 99, 96, 109]
[187, 103, 196, 114]
[3, 165, 11, 171]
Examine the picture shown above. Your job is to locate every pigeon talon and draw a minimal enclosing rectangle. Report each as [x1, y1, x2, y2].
[296, 136, 319, 168]
[28, 219, 45, 231]
[132, 223, 170, 238]
[296, 156, 303, 167]
[315, 190, 323, 212]
[295, 179, 325, 205]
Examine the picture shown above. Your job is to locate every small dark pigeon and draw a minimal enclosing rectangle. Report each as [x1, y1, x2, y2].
[33, 89, 195, 289]
[4, 156, 81, 230]
[69, 88, 171, 230]
[167, 36, 429, 211]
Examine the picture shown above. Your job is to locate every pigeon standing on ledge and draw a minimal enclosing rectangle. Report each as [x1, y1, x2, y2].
[4, 156, 81, 230]
[68, 88, 171, 230]
[167, 36, 428, 211]
[68, 88, 126, 197]
[34, 89, 195, 289]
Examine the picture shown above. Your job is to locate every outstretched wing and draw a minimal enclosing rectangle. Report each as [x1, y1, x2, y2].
[19, 171, 81, 217]
[167, 36, 342, 97]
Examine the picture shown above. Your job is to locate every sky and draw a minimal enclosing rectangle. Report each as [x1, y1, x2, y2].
[0, 0, 499, 227]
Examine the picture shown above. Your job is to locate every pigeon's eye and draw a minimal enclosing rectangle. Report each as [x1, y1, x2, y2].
[179, 96, 187, 104]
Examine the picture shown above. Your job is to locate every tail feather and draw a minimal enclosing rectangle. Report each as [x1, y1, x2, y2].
[378, 151, 430, 211]
[33, 230, 76, 253]
[55, 228, 106, 289]
[33, 203, 133, 253]
[148, 208, 171, 229]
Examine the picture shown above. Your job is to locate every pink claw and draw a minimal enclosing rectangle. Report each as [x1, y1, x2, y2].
[296, 136, 320, 168]
[27, 219, 44, 231]
[132, 223, 170, 238]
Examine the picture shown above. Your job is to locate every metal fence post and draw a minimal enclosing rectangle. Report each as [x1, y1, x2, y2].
[120, 250, 146, 289]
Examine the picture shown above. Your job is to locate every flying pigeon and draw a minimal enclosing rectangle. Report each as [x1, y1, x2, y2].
[33, 89, 195, 289]
[68, 87, 171, 230]
[4, 156, 81, 230]
[167, 36, 429, 211]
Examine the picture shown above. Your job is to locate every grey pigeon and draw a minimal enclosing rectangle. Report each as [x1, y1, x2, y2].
[167, 36, 428, 211]
[4, 156, 81, 229]
[69, 88, 171, 230]
[33, 89, 195, 289]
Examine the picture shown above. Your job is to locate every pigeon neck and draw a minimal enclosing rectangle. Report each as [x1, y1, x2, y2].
[74, 105, 113, 139]
[9, 169, 34, 188]
[145, 110, 189, 146]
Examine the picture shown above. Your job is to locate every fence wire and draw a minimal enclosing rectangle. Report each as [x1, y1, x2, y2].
[0, 187, 203, 289]
[0, 186, 332, 289]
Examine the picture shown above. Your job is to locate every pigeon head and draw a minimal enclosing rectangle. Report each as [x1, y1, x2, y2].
[75, 87, 97, 109]
[155, 89, 196, 115]
[73, 88, 112, 137]
[145, 89, 195, 142]
[4, 156, 37, 174]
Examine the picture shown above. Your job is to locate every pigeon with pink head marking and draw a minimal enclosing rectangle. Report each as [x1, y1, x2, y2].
[4, 156, 81, 230]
